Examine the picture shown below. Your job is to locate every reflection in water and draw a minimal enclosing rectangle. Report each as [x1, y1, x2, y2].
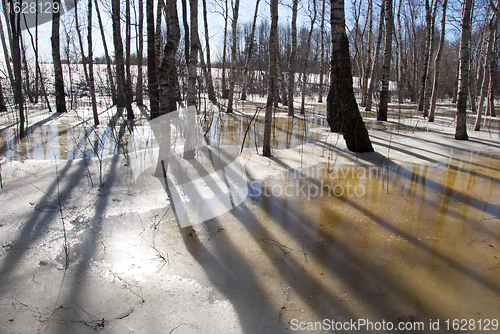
[1, 113, 325, 160]
[0, 124, 148, 161]
[239, 152, 500, 330]
[203, 113, 324, 150]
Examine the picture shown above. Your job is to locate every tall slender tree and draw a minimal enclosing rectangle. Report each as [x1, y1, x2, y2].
[455, 0, 474, 140]
[202, 0, 217, 102]
[136, 0, 144, 105]
[187, 0, 199, 107]
[159, 0, 181, 114]
[377, 0, 393, 121]
[227, 0, 240, 113]
[365, 0, 385, 112]
[95, 0, 117, 105]
[52, 0, 67, 114]
[112, 0, 134, 119]
[318, 0, 327, 103]
[287, 0, 299, 117]
[241, 0, 260, 101]
[428, 0, 448, 123]
[263, 0, 279, 157]
[327, 0, 373, 152]
[299, 0, 317, 115]
[147, 0, 159, 117]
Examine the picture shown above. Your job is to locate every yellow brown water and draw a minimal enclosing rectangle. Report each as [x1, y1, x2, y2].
[182, 151, 500, 333]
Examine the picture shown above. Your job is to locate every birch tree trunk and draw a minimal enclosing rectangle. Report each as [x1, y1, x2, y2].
[428, 0, 448, 123]
[136, 0, 144, 105]
[241, 0, 260, 101]
[95, 0, 117, 105]
[226, 0, 240, 113]
[318, 0, 326, 103]
[455, 0, 473, 140]
[158, 0, 180, 114]
[202, 0, 217, 102]
[287, 0, 299, 116]
[327, 0, 373, 152]
[300, 0, 317, 115]
[88, 0, 99, 125]
[187, 0, 199, 107]
[147, 0, 159, 117]
[377, 0, 393, 121]
[52, 0, 67, 114]
[263, 0, 278, 157]
[365, 0, 385, 112]
[112, 0, 134, 119]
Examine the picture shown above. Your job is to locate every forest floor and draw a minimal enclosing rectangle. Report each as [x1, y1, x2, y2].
[0, 96, 500, 333]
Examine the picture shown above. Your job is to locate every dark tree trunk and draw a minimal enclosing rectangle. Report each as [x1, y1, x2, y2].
[327, 0, 373, 153]
[202, 0, 217, 102]
[158, 0, 180, 114]
[455, 0, 473, 140]
[377, 0, 393, 121]
[136, 0, 144, 105]
[112, 0, 134, 119]
[52, 0, 67, 114]
[263, 0, 278, 157]
[95, 0, 117, 105]
[287, 0, 299, 117]
[241, 0, 260, 101]
[147, 0, 159, 118]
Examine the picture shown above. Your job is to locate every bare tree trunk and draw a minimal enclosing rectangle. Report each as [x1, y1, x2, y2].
[377, 0, 393, 121]
[418, 0, 434, 112]
[486, 24, 497, 117]
[361, 0, 373, 107]
[21, 20, 52, 113]
[158, 0, 180, 114]
[156, 0, 164, 70]
[455, 0, 473, 140]
[52, 0, 67, 114]
[226, 0, 240, 113]
[147, 0, 159, 117]
[365, 0, 385, 112]
[112, 0, 134, 119]
[263, 0, 278, 157]
[20, 34, 34, 104]
[126, 0, 132, 96]
[10, 1, 25, 136]
[187, 0, 199, 107]
[95, 0, 117, 105]
[318, 0, 327, 103]
[221, 0, 229, 98]
[181, 0, 189, 66]
[0, 14, 14, 93]
[277, 50, 288, 105]
[428, 0, 448, 122]
[300, 0, 317, 115]
[136, 0, 144, 105]
[423, 0, 439, 117]
[287, 0, 299, 116]
[200, 0, 216, 102]
[88, 0, 99, 125]
[241, 0, 260, 101]
[328, 0, 373, 152]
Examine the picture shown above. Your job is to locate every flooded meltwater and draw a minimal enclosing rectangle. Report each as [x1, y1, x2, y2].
[0, 124, 138, 161]
[187, 151, 500, 332]
[0, 113, 326, 161]
[203, 113, 324, 150]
